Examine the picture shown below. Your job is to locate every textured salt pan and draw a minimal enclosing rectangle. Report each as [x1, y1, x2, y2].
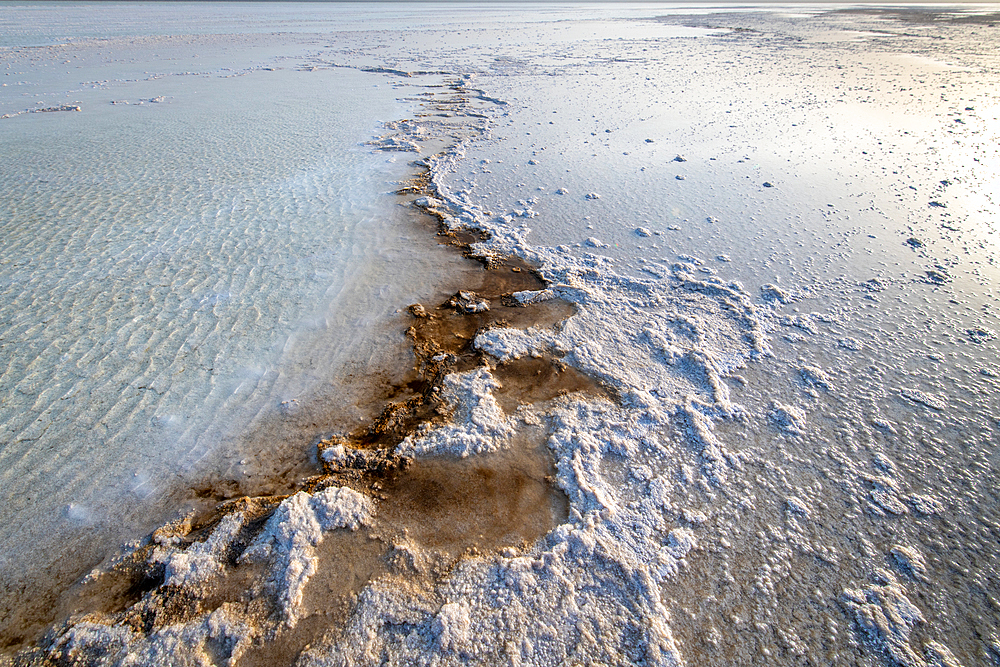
[8, 75, 772, 667]
[5, 4, 1000, 667]
[303, 9, 996, 666]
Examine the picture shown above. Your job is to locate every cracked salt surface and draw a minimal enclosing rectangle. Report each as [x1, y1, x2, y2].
[5, 4, 1000, 667]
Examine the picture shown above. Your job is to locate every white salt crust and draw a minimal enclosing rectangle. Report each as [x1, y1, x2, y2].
[842, 570, 965, 667]
[239, 487, 372, 627]
[300, 399, 696, 667]
[36, 487, 371, 666]
[29, 79, 970, 667]
[396, 367, 516, 458]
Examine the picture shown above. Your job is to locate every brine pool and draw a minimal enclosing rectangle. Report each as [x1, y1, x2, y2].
[0, 4, 483, 643]
[2, 3, 1000, 667]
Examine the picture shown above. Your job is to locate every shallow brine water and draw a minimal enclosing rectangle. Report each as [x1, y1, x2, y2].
[0, 3, 485, 644]
[2, 3, 1000, 667]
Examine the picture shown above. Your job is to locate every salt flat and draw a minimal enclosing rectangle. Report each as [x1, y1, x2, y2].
[2, 4, 999, 666]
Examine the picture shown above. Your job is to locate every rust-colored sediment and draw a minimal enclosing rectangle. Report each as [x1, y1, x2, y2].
[4, 81, 608, 667]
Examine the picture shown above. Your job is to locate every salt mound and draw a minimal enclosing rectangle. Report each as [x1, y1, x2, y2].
[32, 487, 372, 665]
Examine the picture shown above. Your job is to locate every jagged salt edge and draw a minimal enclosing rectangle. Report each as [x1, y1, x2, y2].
[47, 606, 255, 667]
[68, 81, 775, 667]
[297, 83, 782, 667]
[46, 79, 782, 667]
[239, 487, 372, 628]
[47, 487, 373, 665]
[841, 569, 965, 667]
[160, 511, 245, 588]
[396, 367, 516, 457]
[302, 396, 696, 666]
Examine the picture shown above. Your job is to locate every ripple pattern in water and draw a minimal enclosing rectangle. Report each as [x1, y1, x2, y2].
[0, 61, 414, 603]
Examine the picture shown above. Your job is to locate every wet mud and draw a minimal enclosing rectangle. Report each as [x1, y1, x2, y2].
[375, 424, 568, 557]
[491, 355, 609, 415]
[235, 529, 387, 667]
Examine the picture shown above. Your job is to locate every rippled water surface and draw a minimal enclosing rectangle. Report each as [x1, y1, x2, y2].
[0, 3, 481, 633]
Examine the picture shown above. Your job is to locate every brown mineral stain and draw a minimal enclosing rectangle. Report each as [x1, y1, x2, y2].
[491, 354, 610, 414]
[376, 425, 567, 557]
[27, 495, 285, 646]
[223, 427, 568, 667]
[316, 248, 581, 454]
[236, 529, 388, 667]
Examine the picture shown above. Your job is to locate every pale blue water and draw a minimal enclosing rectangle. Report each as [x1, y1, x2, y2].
[0, 2, 474, 625]
[0, 2, 423, 47]
[0, 1, 614, 48]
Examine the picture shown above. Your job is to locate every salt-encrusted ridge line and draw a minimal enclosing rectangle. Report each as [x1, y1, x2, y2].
[301, 395, 696, 666]
[405, 83, 783, 499]
[240, 486, 372, 628]
[395, 367, 517, 458]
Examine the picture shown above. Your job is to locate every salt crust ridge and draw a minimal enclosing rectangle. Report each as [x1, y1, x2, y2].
[396, 367, 515, 458]
[238, 487, 372, 627]
[294, 77, 779, 665]
[299, 397, 698, 666]
[842, 571, 965, 667]
[34, 76, 790, 666]
[38, 487, 371, 666]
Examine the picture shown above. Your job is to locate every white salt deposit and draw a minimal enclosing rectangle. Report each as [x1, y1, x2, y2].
[889, 544, 929, 582]
[842, 572, 929, 667]
[396, 368, 515, 459]
[160, 511, 245, 589]
[769, 402, 808, 435]
[33, 486, 371, 666]
[239, 487, 372, 627]
[506, 288, 555, 307]
[302, 395, 700, 665]
[899, 388, 949, 411]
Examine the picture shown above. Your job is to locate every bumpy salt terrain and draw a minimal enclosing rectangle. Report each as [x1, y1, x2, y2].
[4, 4, 1000, 667]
